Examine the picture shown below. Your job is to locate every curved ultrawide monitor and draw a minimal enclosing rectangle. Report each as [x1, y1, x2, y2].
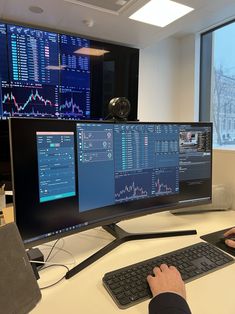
[9, 118, 212, 248]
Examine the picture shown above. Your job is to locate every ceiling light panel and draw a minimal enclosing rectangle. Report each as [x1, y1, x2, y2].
[129, 0, 194, 27]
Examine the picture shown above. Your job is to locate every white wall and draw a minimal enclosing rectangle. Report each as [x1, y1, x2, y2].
[138, 37, 180, 122]
[177, 34, 198, 121]
[138, 34, 197, 122]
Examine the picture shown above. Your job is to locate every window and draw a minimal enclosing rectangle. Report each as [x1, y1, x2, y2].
[200, 20, 235, 147]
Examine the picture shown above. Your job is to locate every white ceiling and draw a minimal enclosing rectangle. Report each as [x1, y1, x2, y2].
[0, 0, 235, 48]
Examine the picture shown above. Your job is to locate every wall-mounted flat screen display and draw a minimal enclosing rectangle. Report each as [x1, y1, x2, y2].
[0, 22, 139, 121]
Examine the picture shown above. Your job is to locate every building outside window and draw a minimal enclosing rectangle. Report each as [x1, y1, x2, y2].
[200, 20, 235, 147]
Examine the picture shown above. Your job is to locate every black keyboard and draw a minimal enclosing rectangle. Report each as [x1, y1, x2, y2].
[103, 242, 234, 309]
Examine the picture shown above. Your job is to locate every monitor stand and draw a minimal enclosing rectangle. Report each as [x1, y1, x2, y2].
[65, 223, 197, 279]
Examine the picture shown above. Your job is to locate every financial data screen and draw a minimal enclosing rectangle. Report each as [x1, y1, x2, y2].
[0, 23, 90, 119]
[36, 122, 211, 213]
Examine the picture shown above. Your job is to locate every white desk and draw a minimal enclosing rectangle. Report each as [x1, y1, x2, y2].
[32, 210, 235, 314]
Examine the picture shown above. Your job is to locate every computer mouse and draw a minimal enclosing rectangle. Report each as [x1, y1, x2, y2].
[220, 236, 235, 243]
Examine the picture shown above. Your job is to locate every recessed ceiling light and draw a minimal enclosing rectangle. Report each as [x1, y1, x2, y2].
[129, 0, 194, 28]
[82, 19, 94, 28]
[28, 6, 44, 14]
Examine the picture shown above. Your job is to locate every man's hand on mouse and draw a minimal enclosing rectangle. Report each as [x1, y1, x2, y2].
[224, 227, 235, 248]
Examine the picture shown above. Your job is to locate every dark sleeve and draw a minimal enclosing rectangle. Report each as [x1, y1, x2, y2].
[149, 292, 192, 314]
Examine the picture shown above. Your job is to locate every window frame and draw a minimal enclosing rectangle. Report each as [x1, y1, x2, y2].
[199, 18, 235, 149]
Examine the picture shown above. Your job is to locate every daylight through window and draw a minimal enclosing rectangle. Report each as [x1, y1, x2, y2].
[200, 20, 235, 147]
